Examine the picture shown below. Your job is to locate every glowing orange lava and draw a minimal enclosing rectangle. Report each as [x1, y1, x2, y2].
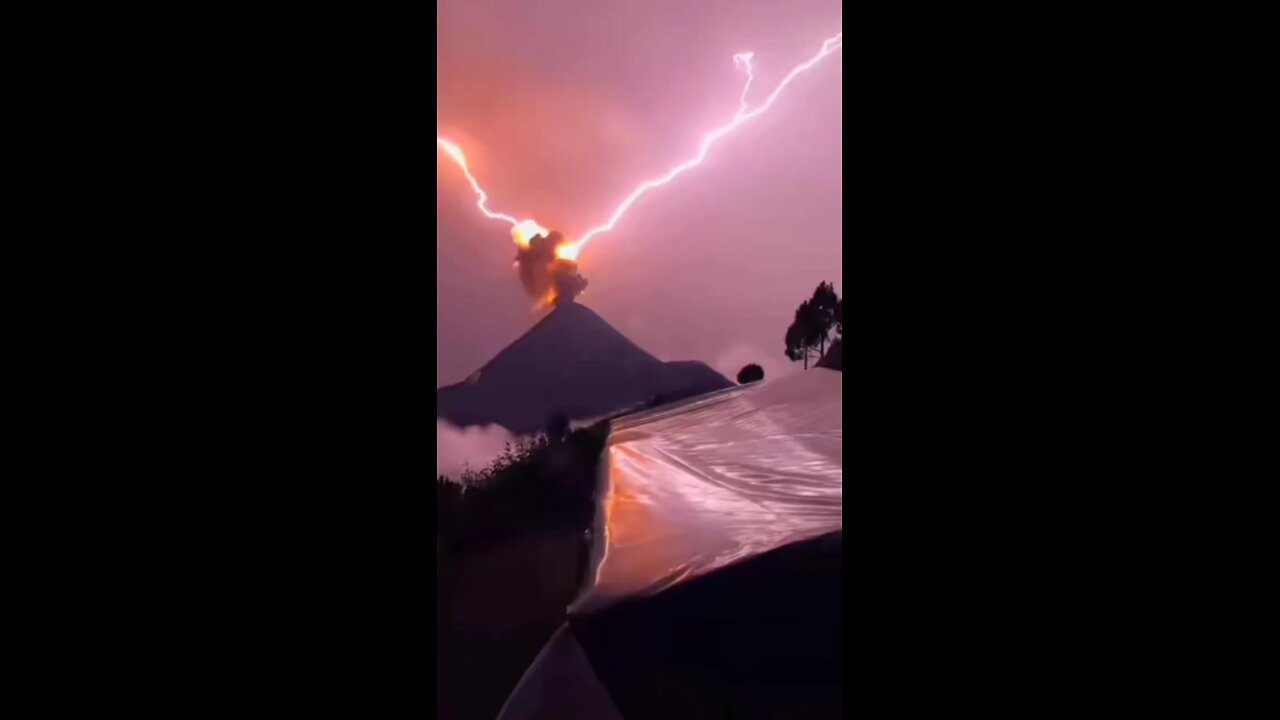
[511, 219, 549, 248]
[554, 240, 582, 262]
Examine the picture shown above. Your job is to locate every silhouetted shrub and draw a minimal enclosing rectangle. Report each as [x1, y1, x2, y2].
[737, 364, 765, 384]
[436, 422, 608, 554]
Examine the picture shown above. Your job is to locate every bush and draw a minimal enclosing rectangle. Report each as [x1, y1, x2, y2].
[737, 363, 765, 384]
[436, 422, 608, 554]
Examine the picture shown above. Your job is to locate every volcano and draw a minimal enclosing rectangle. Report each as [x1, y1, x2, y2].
[437, 302, 732, 434]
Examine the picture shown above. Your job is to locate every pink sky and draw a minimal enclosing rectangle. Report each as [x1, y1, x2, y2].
[437, 0, 842, 387]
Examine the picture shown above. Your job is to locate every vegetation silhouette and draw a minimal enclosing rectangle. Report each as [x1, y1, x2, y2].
[436, 422, 606, 555]
[436, 421, 606, 720]
[737, 364, 765, 384]
[785, 281, 841, 369]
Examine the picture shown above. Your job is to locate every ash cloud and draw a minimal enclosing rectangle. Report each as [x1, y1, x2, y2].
[515, 230, 588, 304]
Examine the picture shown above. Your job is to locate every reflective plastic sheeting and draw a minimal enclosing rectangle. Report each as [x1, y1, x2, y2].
[495, 624, 625, 720]
[570, 368, 842, 614]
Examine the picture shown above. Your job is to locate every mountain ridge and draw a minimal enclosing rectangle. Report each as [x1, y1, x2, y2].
[437, 302, 733, 434]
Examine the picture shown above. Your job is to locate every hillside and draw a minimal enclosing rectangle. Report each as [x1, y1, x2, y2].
[437, 302, 732, 434]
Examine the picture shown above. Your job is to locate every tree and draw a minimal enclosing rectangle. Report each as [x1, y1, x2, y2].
[785, 308, 815, 369]
[808, 282, 839, 357]
[835, 298, 843, 337]
[737, 364, 764, 384]
[785, 282, 841, 369]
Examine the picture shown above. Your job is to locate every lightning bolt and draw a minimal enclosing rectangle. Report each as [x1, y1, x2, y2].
[574, 31, 842, 251]
[733, 51, 755, 120]
[437, 30, 842, 259]
[435, 137, 548, 242]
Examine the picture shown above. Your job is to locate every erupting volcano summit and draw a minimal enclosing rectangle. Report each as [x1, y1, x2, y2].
[513, 229, 587, 307]
[436, 302, 732, 434]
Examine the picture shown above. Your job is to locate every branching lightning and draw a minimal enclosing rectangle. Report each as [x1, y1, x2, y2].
[435, 137, 548, 242]
[437, 29, 842, 262]
[574, 31, 842, 252]
[733, 51, 755, 120]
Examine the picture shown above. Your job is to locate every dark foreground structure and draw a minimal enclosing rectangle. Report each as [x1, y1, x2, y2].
[496, 368, 844, 719]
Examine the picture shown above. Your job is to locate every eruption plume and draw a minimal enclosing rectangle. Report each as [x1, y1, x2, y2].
[513, 229, 588, 306]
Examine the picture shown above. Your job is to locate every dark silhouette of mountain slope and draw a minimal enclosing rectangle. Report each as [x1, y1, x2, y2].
[437, 302, 733, 434]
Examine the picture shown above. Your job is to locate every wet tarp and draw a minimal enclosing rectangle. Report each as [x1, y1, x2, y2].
[571, 368, 843, 614]
[498, 532, 844, 720]
[570, 531, 843, 719]
[495, 623, 625, 720]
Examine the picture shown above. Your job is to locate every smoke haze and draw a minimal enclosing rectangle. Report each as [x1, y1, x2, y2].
[436, 420, 517, 479]
[514, 231, 588, 304]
